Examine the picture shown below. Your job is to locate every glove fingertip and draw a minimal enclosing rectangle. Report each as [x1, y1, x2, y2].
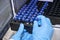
[24, 29, 27, 32]
[46, 18, 52, 24]
[33, 21, 38, 28]
[18, 23, 24, 31]
[34, 21, 38, 25]
[34, 21, 37, 23]
[20, 23, 24, 28]
[37, 15, 44, 18]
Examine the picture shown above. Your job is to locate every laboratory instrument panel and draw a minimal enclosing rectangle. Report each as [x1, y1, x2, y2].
[10, 0, 60, 33]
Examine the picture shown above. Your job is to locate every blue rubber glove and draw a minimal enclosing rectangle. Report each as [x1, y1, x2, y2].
[22, 32, 32, 40]
[11, 23, 32, 40]
[11, 23, 24, 40]
[33, 15, 54, 40]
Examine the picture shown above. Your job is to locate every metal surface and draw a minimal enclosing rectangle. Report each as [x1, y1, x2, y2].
[0, 0, 12, 31]
[0, 0, 12, 39]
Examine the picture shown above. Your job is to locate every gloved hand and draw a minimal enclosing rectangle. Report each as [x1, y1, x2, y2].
[10, 23, 32, 40]
[22, 32, 32, 40]
[32, 15, 54, 40]
[11, 23, 24, 40]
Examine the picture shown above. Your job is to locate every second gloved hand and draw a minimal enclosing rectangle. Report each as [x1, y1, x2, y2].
[11, 23, 24, 40]
[10, 24, 32, 40]
[33, 15, 54, 40]
[22, 32, 32, 40]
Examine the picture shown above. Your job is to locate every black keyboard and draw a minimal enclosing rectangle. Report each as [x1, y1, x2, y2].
[46, 0, 60, 17]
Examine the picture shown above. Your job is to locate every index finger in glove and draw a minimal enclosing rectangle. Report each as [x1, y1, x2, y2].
[18, 23, 24, 33]
[37, 15, 47, 26]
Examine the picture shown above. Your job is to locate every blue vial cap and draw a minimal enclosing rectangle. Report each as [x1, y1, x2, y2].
[23, 5, 26, 7]
[21, 8, 24, 10]
[35, 11, 37, 13]
[41, 8, 44, 11]
[33, 15, 36, 17]
[19, 10, 22, 12]
[44, 4, 48, 8]
[21, 9, 24, 11]
[34, 8, 36, 11]
[30, 19, 33, 22]
[23, 10, 26, 13]
[25, 19, 29, 22]
[44, 4, 48, 7]
[20, 8, 23, 11]
[18, 12, 20, 15]
[20, 15, 22, 18]
[18, 17, 21, 21]
[22, 18, 25, 21]
[40, 10, 43, 13]
[43, 6, 46, 8]
[31, 12, 34, 14]
[22, 6, 26, 9]
[29, 9, 31, 12]
[21, 12, 24, 15]
[27, 11, 30, 13]
[33, 10, 35, 13]
[32, 17, 35, 19]
[34, 8, 36, 10]
[30, 7, 32, 9]
[25, 14, 28, 16]
[35, 6, 38, 8]
[30, 0, 33, 3]
[28, 16, 30, 19]
[42, 11, 44, 14]
[23, 15, 26, 18]
[27, 6, 30, 8]
[14, 16, 17, 20]
[32, 9, 35, 12]
[47, 3, 48, 6]
[28, 4, 31, 7]
[36, 8, 39, 11]
[35, 17, 37, 21]
[39, 13, 42, 15]
[29, 14, 32, 16]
